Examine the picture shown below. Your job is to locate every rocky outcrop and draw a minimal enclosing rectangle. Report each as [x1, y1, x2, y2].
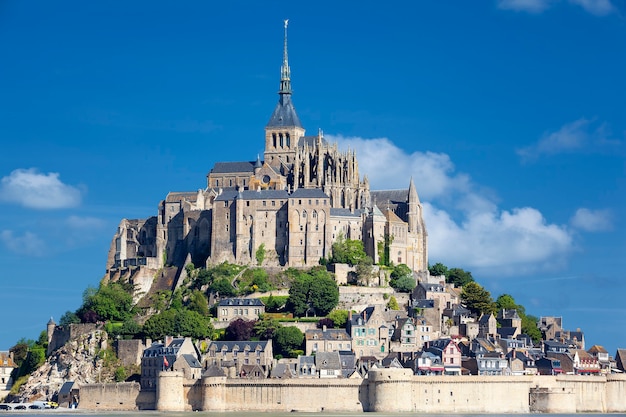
[15, 329, 111, 402]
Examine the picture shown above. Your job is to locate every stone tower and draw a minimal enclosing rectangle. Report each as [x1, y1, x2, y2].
[264, 20, 306, 172]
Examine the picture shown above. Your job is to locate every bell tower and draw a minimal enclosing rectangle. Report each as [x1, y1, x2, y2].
[264, 20, 305, 172]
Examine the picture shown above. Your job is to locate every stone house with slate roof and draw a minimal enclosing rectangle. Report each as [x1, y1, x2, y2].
[141, 337, 199, 390]
[173, 353, 203, 380]
[217, 297, 265, 322]
[316, 351, 342, 378]
[105, 21, 428, 276]
[206, 340, 273, 376]
[305, 326, 352, 355]
[346, 305, 391, 360]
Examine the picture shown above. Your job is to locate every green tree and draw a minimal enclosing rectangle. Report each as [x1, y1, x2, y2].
[428, 262, 449, 277]
[389, 264, 415, 292]
[253, 316, 282, 340]
[387, 295, 399, 310]
[143, 309, 212, 340]
[114, 319, 142, 339]
[209, 278, 236, 297]
[331, 235, 367, 266]
[376, 234, 394, 266]
[446, 268, 474, 287]
[286, 268, 339, 317]
[522, 314, 542, 344]
[495, 294, 526, 316]
[461, 282, 495, 316]
[355, 256, 376, 286]
[255, 243, 266, 266]
[59, 311, 80, 326]
[327, 309, 350, 328]
[274, 326, 304, 357]
[392, 275, 416, 292]
[188, 290, 210, 316]
[261, 294, 288, 312]
[80, 282, 135, 322]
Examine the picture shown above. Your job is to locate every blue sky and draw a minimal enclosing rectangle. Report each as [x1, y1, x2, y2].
[1, 1, 625, 354]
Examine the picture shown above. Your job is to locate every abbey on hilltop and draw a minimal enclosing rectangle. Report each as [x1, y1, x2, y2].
[106, 21, 428, 275]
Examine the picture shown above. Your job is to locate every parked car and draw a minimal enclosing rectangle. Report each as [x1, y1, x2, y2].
[14, 404, 27, 410]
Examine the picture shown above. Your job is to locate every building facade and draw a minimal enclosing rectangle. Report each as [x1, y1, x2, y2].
[105, 21, 428, 276]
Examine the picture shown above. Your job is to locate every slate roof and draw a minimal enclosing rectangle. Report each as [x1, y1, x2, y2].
[316, 351, 341, 370]
[267, 95, 302, 128]
[181, 354, 202, 368]
[498, 309, 521, 320]
[210, 161, 256, 174]
[615, 348, 626, 371]
[58, 381, 76, 395]
[298, 135, 328, 147]
[414, 299, 435, 308]
[165, 191, 198, 203]
[305, 328, 351, 341]
[209, 340, 269, 352]
[271, 362, 296, 378]
[546, 352, 574, 374]
[203, 364, 226, 377]
[497, 327, 518, 339]
[329, 208, 364, 217]
[218, 298, 265, 307]
[290, 188, 329, 198]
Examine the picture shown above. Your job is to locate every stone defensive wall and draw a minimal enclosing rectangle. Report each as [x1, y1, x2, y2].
[79, 370, 626, 413]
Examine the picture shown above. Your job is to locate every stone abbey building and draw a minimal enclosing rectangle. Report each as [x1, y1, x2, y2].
[106, 22, 428, 275]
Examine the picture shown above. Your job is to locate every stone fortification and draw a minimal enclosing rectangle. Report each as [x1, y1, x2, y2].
[77, 369, 626, 413]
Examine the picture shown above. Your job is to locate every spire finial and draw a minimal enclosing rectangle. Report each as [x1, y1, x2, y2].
[280, 19, 292, 95]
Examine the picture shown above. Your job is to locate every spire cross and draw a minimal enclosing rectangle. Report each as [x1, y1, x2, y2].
[280, 19, 292, 94]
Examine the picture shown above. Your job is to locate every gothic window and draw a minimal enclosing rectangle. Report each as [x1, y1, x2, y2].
[302, 210, 307, 218]
[286, 132, 290, 147]
[272, 133, 277, 148]
[312, 210, 317, 218]
[279, 133, 284, 148]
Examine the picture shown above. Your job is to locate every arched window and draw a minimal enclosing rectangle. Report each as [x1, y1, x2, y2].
[272, 133, 277, 148]
[279, 133, 284, 148]
[286, 132, 291, 147]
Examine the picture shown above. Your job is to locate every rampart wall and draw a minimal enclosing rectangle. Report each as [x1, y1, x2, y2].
[79, 370, 626, 413]
[79, 382, 142, 410]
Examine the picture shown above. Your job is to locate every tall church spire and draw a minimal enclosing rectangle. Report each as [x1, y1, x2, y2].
[266, 19, 302, 128]
[280, 19, 292, 95]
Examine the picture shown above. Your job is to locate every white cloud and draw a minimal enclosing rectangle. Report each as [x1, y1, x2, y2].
[516, 118, 618, 161]
[0, 230, 46, 256]
[66, 215, 106, 230]
[330, 134, 576, 277]
[0, 168, 82, 209]
[497, 0, 615, 14]
[497, 0, 555, 13]
[570, 208, 613, 231]
[328, 135, 471, 199]
[424, 203, 573, 276]
[569, 0, 615, 15]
